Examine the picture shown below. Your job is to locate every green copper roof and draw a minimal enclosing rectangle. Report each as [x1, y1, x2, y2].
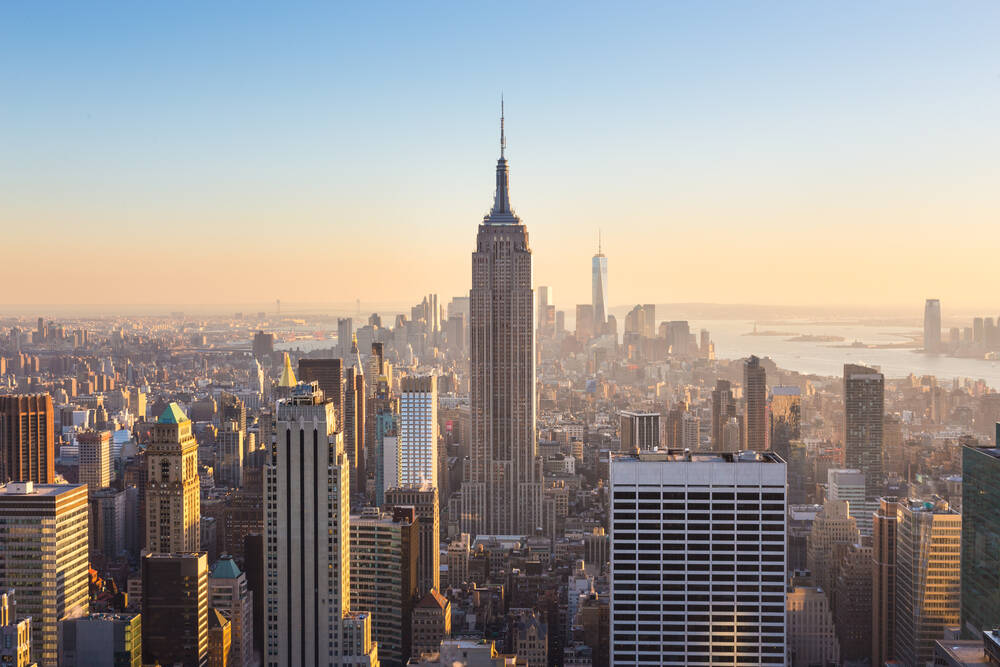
[210, 555, 242, 579]
[158, 402, 189, 424]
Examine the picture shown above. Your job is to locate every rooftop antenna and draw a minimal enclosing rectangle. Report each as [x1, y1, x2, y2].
[598, 229, 602, 255]
[500, 93, 506, 158]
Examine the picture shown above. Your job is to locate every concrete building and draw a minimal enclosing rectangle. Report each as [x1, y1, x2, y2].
[827, 468, 877, 536]
[0, 394, 54, 483]
[141, 552, 209, 667]
[743, 355, 767, 451]
[618, 411, 659, 453]
[58, 613, 142, 667]
[399, 375, 438, 488]
[509, 608, 547, 667]
[296, 358, 342, 426]
[609, 450, 786, 665]
[88, 486, 125, 561]
[145, 403, 201, 553]
[710, 380, 736, 451]
[787, 577, 840, 667]
[411, 589, 451, 657]
[462, 107, 541, 537]
[385, 484, 440, 595]
[264, 383, 378, 666]
[894, 497, 962, 666]
[77, 429, 111, 489]
[806, 498, 860, 595]
[769, 385, 801, 461]
[0, 482, 88, 667]
[844, 364, 884, 500]
[215, 422, 244, 489]
[350, 506, 418, 666]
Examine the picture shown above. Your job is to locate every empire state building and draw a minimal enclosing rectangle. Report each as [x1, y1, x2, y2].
[461, 105, 542, 537]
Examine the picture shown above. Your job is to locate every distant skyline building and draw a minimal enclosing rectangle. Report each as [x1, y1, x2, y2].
[924, 298, 942, 352]
[145, 403, 201, 553]
[592, 237, 607, 331]
[844, 363, 884, 500]
[0, 393, 55, 484]
[609, 450, 786, 665]
[77, 429, 111, 490]
[462, 104, 542, 537]
[711, 379, 736, 451]
[743, 355, 767, 451]
[296, 357, 343, 424]
[399, 375, 438, 488]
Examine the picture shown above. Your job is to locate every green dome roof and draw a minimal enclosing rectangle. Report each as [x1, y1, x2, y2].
[210, 555, 243, 579]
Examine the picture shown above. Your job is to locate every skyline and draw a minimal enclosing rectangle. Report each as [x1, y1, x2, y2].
[3, 2, 1000, 309]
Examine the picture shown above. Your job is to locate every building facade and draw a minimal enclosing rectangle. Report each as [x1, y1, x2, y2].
[141, 552, 209, 667]
[743, 356, 767, 451]
[399, 375, 438, 488]
[962, 445, 1000, 639]
[609, 450, 786, 665]
[385, 484, 440, 595]
[145, 403, 201, 553]
[77, 429, 112, 489]
[618, 412, 659, 453]
[843, 364, 884, 499]
[0, 393, 54, 484]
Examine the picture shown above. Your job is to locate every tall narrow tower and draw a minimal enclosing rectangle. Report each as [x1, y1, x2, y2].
[145, 403, 201, 553]
[462, 102, 541, 536]
[592, 233, 608, 332]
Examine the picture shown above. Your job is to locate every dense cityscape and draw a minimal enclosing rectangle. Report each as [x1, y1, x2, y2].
[2, 107, 1000, 667]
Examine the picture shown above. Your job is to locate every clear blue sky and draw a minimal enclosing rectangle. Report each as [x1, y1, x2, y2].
[2, 2, 998, 310]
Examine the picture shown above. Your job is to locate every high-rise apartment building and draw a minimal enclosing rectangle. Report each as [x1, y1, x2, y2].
[215, 421, 244, 489]
[961, 446, 1000, 638]
[209, 555, 254, 667]
[399, 375, 438, 487]
[872, 496, 899, 667]
[743, 355, 767, 451]
[609, 450, 786, 665]
[0, 482, 89, 667]
[264, 383, 378, 666]
[618, 411, 660, 452]
[592, 242, 608, 331]
[536, 286, 552, 337]
[462, 107, 542, 537]
[711, 380, 736, 451]
[894, 498, 961, 666]
[924, 298, 942, 352]
[350, 506, 418, 666]
[77, 429, 112, 489]
[373, 375, 399, 507]
[385, 484, 440, 595]
[142, 552, 209, 667]
[844, 364, 884, 499]
[0, 393, 55, 483]
[827, 468, 877, 536]
[769, 386, 801, 460]
[145, 403, 201, 553]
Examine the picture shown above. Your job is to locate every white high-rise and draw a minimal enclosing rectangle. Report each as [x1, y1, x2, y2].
[399, 375, 438, 488]
[826, 468, 877, 536]
[264, 383, 378, 667]
[609, 450, 787, 666]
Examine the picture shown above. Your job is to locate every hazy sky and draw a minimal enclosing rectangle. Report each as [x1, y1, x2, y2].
[2, 2, 998, 311]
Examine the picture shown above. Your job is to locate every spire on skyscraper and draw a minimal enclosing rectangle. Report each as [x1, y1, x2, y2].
[487, 97, 518, 223]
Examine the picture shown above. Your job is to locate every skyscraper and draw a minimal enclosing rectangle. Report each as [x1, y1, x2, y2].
[264, 383, 378, 666]
[536, 286, 552, 337]
[609, 450, 786, 665]
[961, 445, 1000, 638]
[0, 393, 55, 483]
[145, 403, 201, 553]
[298, 358, 343, 426]
[769, 386, 801, 461]
[385, 484, 440, 596]
[77, 429, 112, 490]
[399, 375, 438, 487]
[924, 298, 942, 352]
[872, 496, 899, 667]
[462, 104, 541, 537]
[844, 364, 884, 499]
[142, 552, 209, 667]
[208, 555, 254, 667]
[743, 355, 767, 451]
[344, 336, 367, 496]
[894, 498, 961, 666]
[618, 411, 660, 452]
[711, 380, 736, 451]
[0, 482, 89, 667]
[592, 237, 608, 332]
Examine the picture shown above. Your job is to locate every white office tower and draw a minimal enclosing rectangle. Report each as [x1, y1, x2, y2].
[826, 468, 877, 537]
[399, 375, 438, 487]
[609, 450, 787, 666]
[264, 383, 378, 667]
